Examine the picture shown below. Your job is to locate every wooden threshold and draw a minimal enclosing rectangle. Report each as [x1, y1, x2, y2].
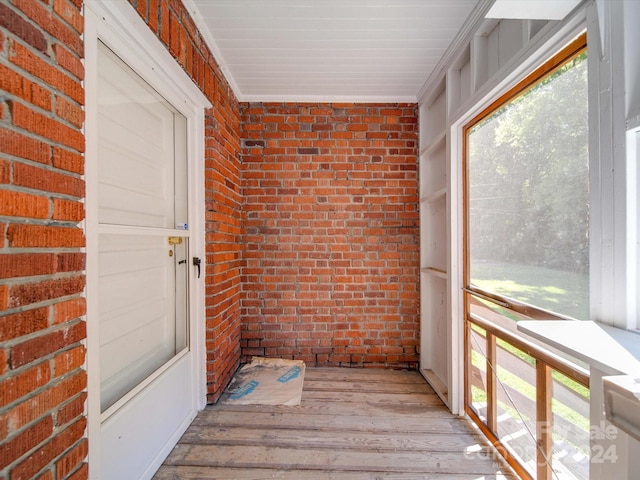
[154, 367, 517, 479]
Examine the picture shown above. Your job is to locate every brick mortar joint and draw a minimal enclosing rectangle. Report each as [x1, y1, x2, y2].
[1, 57, 84, 109]
[0, 246, 84, 254]
[1, 154, 85, 180]
[0, 123, 83, 162]
[4, 0, 83, 38]
[0, 123, 84, 162]
[0, 288, 85, 316]
[5, 97, 85, 143]
[0, 221, 85, 235]
[1, 406, 88, 478]
[0, 315, 85, 351]
[0, 363, 87, 419]
[0, 188, 85, 209]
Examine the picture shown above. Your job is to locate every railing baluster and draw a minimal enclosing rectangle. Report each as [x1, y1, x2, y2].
[487, 332, 498, 433]
[536, 360, 553, 480]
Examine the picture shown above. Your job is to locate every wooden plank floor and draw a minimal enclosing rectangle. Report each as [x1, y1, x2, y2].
[154, 367, 517, 479]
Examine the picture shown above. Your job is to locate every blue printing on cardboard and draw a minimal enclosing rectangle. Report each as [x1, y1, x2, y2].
[229, 380, 259, 400]
[277, 365, 301, 384]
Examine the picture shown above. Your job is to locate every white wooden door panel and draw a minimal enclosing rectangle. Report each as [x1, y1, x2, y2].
[100, 355, 192, 480]
[86, 3, 208, 477]
[94, 38, 194, 479]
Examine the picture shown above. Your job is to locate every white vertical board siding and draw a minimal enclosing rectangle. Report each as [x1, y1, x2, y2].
[623, 0, 640, 331]
[587, 0, 632, 330]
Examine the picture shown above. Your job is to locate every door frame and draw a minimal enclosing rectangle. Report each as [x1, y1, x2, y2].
[84, 1, 210, 477]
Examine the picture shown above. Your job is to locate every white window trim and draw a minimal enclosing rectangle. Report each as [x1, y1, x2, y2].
[84, 1, 210, 477]
[627, 117, 640, 331]
[586, 0, 631, 331]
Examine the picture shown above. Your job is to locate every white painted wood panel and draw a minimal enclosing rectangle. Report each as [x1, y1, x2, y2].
[420, 196, 447, 273]
[420, 274, 449, 403]
[215, 38, 456, 50]
[420, 144, 446, 199]
[424, 91, 447, 145]
[186, 0, 480, 101]
[101, 355, 194, 480]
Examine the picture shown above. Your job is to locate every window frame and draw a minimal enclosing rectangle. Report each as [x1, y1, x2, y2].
[461, 33, 590, 480]
[462, 32, 588, 324]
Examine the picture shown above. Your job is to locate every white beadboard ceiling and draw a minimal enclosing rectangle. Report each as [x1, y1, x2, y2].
[185, 0, 483, 102]
[184, 0, 581, 102]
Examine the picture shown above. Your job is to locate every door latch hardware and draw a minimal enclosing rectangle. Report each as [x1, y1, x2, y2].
[178, 259, 187, 265]
[168, 236, 183, 245]
[193, 257, 201, 278]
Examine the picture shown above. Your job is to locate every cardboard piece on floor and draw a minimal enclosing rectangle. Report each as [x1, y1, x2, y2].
[221, 357, 305, 406]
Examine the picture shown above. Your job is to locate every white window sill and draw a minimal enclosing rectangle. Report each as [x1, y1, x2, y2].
[517, 320, 640, 376]
[518, 320, 640, 480]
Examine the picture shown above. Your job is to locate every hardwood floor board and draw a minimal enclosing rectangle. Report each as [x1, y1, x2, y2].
[154, 466, 518, 479]
[301, 390, 445, 406]
[162, 444, 509, 475]
[191, 409, 474, 434]
[303, 379, 434, 394]
[304, 367, 426, 384]
[178, 425, 491, 453]
[211, 400, 454, 418]
[154, 367, 515, 479]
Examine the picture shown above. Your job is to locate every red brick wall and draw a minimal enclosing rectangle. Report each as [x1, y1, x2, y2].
[0, 0, 242, 476]
[0, 0, 88, 478]
[241, 103, 420, 368]
[131, 0, 243, 403]
[1, 0, 421, 476]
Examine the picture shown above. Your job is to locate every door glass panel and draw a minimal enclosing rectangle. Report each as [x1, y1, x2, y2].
[97, 42, 189, 413]
[97, 43, 188, 230]
[98, 234, 187, 411]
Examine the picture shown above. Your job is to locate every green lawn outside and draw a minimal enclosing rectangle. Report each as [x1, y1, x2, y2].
[471, 261, 589, 320]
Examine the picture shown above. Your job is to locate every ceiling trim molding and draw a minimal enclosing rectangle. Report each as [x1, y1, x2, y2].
[182, 0, 245, 101]
[417, 0, 495, 103]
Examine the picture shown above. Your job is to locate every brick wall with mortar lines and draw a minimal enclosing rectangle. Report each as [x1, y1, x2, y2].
[241, 103, 420, 368]
[0, 0, 88, 479]
[0, 0, 243, 477]
[128, 0, 243, 404]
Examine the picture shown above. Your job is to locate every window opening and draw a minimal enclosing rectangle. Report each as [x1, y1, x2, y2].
[464, 33, 590, 480]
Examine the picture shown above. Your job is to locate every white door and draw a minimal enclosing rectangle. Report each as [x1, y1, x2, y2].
[96, 42, 194, 480]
